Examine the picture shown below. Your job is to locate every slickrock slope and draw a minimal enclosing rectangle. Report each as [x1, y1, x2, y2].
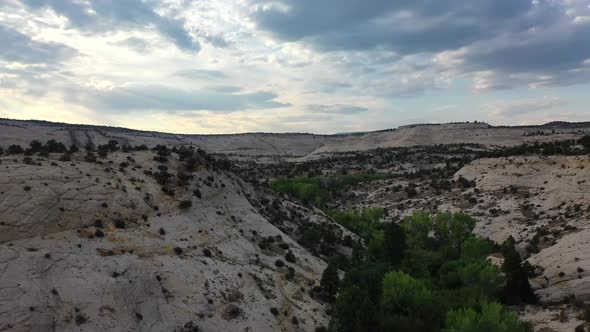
[309, 123, 588, 155]
[456, 156, 590, 304]
[0, 151, 342, 331]
[2, 119, 590, 159]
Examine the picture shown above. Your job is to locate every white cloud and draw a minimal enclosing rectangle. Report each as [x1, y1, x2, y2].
[486, 96, 568, 117]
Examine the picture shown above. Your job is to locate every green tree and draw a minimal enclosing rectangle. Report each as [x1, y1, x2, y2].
[578, 135, 590, 150]
[381, 271, 441, 331]
[382, 222, 407, 266]
[433, 212, 476, 257]
[444, 302, 532, 332]
[401, 211, 434, 249]
[45, 139, 67, 153]
[319, 261, 339, 303]
[460, 237, 495, 261]
[330, 285, 380, 332]
[7, 144, 24, 154]
[331, 286, 379, 332]
[29, 140, 43, 152]
[501, 236, 537, 304]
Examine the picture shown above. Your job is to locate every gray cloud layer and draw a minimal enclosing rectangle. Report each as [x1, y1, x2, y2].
[0, 24, 76, 64]
[307, 104, 368, 114]
[71, 85, 289, 112]
[21, 0, 199, 51]
[250, 0, 590, 88]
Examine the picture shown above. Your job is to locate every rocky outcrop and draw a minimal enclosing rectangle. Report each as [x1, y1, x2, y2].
[0, 152, 332, 331]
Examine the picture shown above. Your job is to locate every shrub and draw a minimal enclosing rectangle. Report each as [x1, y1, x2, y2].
[193, 189, 202, 199]
[405, 186, 418, 198]
[85, 153, 97, 162]
[286, 267, 295, 280]
[29, 140, 43, 152]
[285, 251, 296, 263]
[319, 262, 339, 303]
[179, 200, 192, 209]
[275, 259, 285, 268]
[75, 314, 87, 325]
[7, 145, 24, 154]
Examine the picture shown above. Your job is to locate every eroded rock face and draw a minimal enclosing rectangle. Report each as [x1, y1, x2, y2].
[456, 156, 590, 303]
[0, 152, 331, 331]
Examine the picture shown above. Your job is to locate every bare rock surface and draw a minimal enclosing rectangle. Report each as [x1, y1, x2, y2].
[2, 119, 589, 159]
[0, 152, 332, 331]
[457, 156, 590, 304]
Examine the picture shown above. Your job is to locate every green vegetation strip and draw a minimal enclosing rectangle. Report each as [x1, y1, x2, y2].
[271, 173, 394, 207]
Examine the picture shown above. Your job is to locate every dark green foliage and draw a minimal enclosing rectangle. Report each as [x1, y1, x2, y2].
[7, 144, 24, 154]
[330, 212, 533, 332]
[382, 222, 406, 266]
[405, 185, 418, 197]
[579, 136, 590, 150]
[444, 302, 532, 332]
[178, 200, 192, 209]
[381, 271, 442, 331]
[29, 140, 43, 152]
[85, 152, 97, 162]
[319, 261, 339, 303]
[271, 173, 393, 207]
[500, 236, 537, 305]
[285, 250, 296, 263]
[327, 207, 384, 239]
[193, 189, 202, 198]
[45, 139, 67, 153]
[331, 286, 380, 332]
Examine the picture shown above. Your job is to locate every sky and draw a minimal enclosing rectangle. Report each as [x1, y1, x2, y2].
[0, 0, 590, 134]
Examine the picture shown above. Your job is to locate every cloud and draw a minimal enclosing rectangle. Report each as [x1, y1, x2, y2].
[0, 24, 76, 64]
[176, 69, 227, 80]
[307, 104, 368, 114]
[70, 84, 290, 112]
[208, 86, 243, 93]
[250, 0, 590, 89]
[21, 0, 199, 51]
[249, 0, 539, 54]
[486, 96, 568, 117]
[114, 37, 151, 53]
